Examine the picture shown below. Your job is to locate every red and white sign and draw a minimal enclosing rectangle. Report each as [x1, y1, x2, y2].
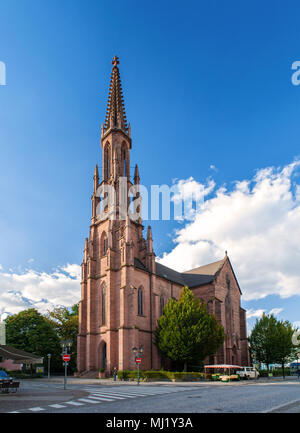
[63, 354, 71, 362]
[135, 357, 141, 364]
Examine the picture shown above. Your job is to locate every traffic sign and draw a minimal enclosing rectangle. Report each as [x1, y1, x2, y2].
[136, 357, 141, 364]
[63, 354, 70, 362]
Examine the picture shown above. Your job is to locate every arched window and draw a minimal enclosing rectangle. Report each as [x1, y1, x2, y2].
[104, 144, 111, 179]
[101, 232, 108, 256]
[101, 284, 106, 325]
[160, 295, 165, 316]
[138, 287, 143, 316]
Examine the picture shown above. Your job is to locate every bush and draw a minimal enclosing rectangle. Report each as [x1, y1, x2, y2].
[7, 370, 43, 379]
[116, 370, 205, 382]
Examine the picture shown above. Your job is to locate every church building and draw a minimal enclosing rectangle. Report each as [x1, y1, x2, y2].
[77, 57, 250, 375]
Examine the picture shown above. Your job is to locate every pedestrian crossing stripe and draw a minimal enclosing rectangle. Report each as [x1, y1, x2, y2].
[91, 393, 125, 399]
[65, 401, 84, 406]
[86, 396, 115, 402]
[78, 398, 102, 404]
[49, 404, 66, 409]
[29, 407, 45, 411]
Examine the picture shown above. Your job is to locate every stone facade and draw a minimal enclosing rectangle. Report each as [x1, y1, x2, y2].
[77, 57, 250, 375]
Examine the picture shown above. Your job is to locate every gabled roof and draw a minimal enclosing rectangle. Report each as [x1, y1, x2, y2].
[134, 257, 223, 288]
[0, 345, 43, 364]
[183, 258, 226, 276]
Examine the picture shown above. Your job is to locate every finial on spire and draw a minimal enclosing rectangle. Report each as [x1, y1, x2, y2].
[134, 164, 140, 184]
[225, 250, 228, 257]
[112, 55, 120, 67]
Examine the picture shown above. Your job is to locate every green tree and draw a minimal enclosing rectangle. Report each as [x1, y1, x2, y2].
[5, 308, 61, 372]
[274, 320, 298, 378]
[155, 286, 225, 371]
[249, 314, 297, 376]
[46, 304, 79, 371]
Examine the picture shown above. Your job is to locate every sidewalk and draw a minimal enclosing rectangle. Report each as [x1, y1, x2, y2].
[0, 385, 88, 413]
[24, 375, 300, 387]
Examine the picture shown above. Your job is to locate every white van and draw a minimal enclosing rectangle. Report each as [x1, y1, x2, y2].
[237, 367, 259, 379]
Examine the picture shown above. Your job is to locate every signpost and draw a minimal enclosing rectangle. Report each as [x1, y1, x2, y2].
[132, 345, 144, 386]
[135, 356, 141, 385]
[62, 353, 71, 390]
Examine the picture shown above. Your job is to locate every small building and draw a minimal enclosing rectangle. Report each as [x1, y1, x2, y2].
[0, 345, 43, 371]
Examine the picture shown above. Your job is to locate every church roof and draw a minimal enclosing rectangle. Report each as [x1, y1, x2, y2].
[104, 55, 128, 134]
[183, 258, 226, 276]
[134, 257, 224, 288]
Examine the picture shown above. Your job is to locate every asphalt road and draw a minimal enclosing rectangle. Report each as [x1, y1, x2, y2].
[2, 377, 300, 414]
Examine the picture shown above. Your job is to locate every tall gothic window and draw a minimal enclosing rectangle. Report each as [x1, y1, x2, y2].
[102, 284, 106, 325]
[226, 275, 230, 291]
[160, 295, 165, 316]
[138, 287, 143, 316]
[105, 144, 110, 179]
[101, 232, 108, 256]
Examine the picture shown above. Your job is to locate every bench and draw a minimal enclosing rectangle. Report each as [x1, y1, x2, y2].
[1, 380, 20, 393]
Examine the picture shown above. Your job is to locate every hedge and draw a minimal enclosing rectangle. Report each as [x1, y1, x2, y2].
[116, 370, 205, 382]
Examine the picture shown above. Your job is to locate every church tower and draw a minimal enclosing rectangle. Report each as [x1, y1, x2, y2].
[77, 57, 250, 376]
[77, 56, 154, 375]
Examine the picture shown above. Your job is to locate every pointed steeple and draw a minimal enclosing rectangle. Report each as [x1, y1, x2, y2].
[134, 164, 140, 184]
[93, 164, 99, 192]
[147, 225, 153, 254]
[104, 56, 128, 134]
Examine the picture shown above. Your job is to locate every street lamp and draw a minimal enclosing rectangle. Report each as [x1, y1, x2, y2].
[47, 354, 51, 380]
[60, 339, 72, 390]
[132, 345, 144, 386]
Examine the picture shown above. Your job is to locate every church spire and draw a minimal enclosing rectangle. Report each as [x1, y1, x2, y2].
[134, 164, 140, 184]
[104, 56, 128, 135]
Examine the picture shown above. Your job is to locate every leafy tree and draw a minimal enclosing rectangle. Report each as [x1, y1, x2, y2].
[155, 286, 225, 371]
[5, 308, 61, 372]
[46, 304, 79, 371]
[249, 314, 298, 376]
[248, 314, 279, 372]
[273, 320, 298, 378]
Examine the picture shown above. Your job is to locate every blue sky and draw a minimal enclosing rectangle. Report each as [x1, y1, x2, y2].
[0, 0, 300, 330]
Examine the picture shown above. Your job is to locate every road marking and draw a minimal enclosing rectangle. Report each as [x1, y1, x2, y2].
[91, 393, 125, 399]
[97, 391, 149, 397]
[87, 396, 115, 402]
[65, 401, 84, 406]
[262, 398, 300, 413]
[49, 404, 66, 409]
[29, 407, 45, 412]
[78, 398, 101, 404]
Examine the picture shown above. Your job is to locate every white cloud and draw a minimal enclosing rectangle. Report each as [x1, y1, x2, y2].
[159, 160, 300, 301]
[293, 321, 300, 329]
[268, 308, 283, 316]
[246, 309, 265, 319]
[0, 264, 81, 317]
